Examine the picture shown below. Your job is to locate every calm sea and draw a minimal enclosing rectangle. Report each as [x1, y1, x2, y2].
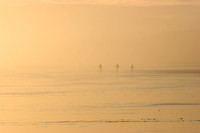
[0, 69, 200, 133]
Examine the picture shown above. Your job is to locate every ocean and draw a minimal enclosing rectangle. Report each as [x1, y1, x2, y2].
[0, 68, 200, 133]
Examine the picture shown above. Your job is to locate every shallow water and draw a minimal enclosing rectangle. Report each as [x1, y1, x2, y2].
[0, 69, 200, 133]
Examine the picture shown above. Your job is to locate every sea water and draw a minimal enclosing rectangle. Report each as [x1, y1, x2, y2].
[0, 68, 200, 133]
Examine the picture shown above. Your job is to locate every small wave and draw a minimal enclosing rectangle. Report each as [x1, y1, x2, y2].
[0, 91, 70, 96]
[151, 103, 200, 106]
[1, 119, 200, 126]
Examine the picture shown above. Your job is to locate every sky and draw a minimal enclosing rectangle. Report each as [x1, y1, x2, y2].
[0, 0, 200, 70]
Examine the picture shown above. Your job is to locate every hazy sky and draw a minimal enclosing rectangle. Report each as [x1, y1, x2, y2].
[0, 0, 200, 69]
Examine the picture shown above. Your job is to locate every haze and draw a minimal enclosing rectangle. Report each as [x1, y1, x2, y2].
[0, 0, 200, 70]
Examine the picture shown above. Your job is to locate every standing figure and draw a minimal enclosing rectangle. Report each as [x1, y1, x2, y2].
[116, 64, 119, 71]
[131, 64, 134, 71]
[99, 64, 102, 72]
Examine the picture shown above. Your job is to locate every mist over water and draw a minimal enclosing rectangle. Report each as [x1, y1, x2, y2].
[1, 1, 200, 132]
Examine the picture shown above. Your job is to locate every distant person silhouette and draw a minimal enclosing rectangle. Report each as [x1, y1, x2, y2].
[99, 64, 102, 72]
[116, 64, 119, 71]
[131, 64, 134, 71]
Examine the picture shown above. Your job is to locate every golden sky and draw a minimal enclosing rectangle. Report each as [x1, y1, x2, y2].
[0, 0, 200, 69]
